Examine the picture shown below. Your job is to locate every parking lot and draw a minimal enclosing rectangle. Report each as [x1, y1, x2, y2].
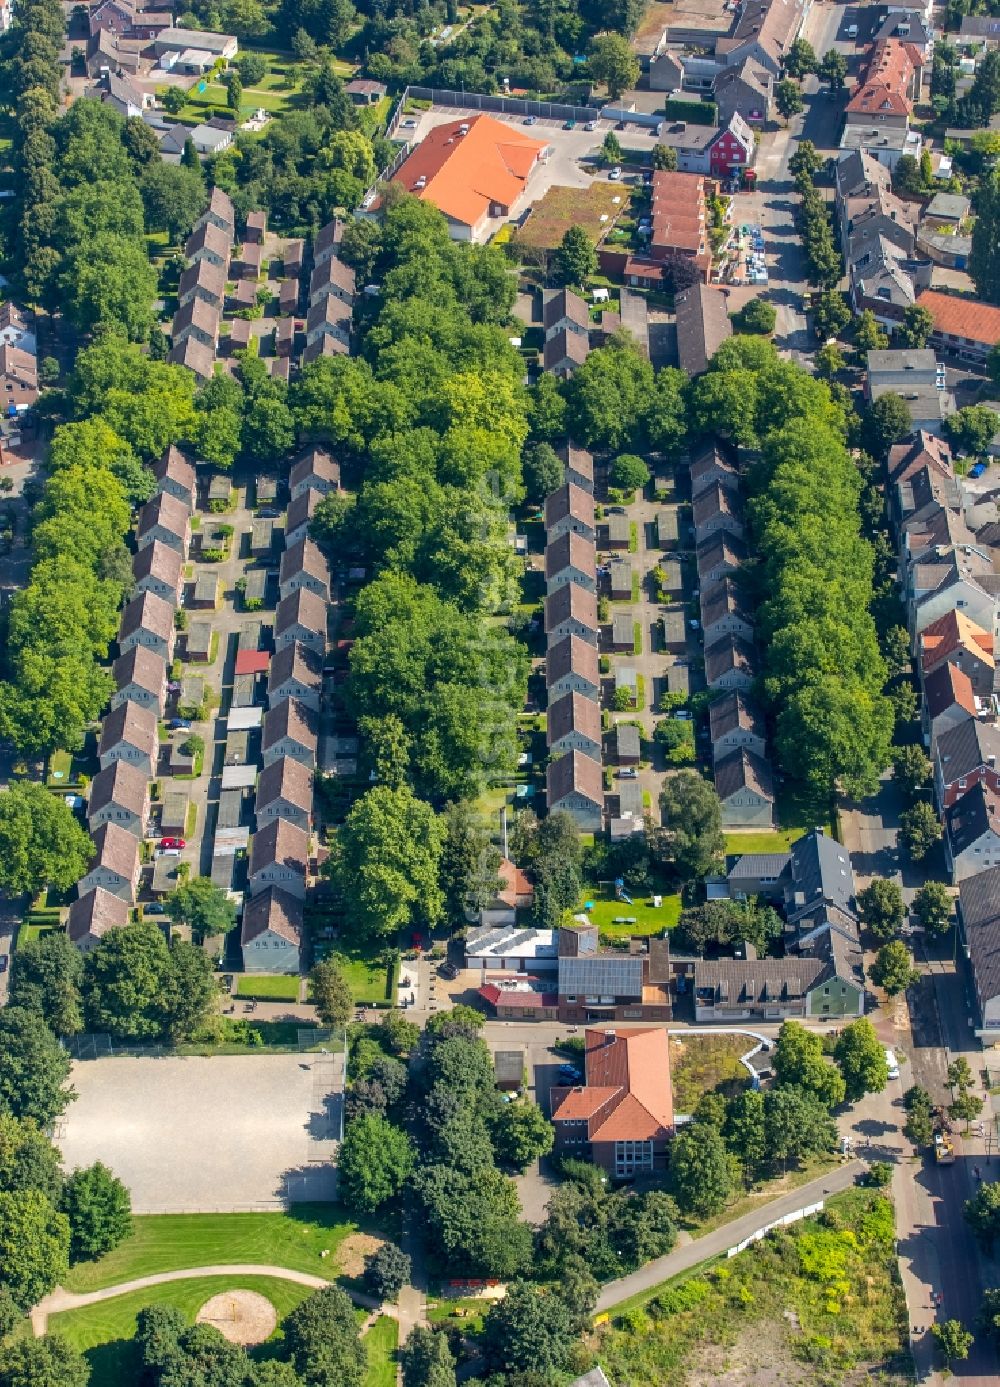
[56, 1053, 343, 1212]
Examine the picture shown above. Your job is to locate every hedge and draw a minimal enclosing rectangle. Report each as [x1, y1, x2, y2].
[663, 98, 718, 125]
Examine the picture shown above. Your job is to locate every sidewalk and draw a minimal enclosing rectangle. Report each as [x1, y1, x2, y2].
[595, 1160, 864, 1311]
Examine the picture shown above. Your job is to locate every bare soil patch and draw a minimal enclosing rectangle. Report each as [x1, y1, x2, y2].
[337, 1232, 384, 1278]
[196, 1289, 277, 1345]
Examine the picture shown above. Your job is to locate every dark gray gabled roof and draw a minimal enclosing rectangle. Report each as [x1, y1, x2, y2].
[947, 782, 1000, 860]
[788, 829, 855, 918]
[959, 867, 1000, 1005]
[935, 720, 1000, 785]
[558, 954, 643, 999]
[728, 852, 791, 882]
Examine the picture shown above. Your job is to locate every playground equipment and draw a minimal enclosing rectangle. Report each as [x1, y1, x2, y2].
[614, 877, 633, 905]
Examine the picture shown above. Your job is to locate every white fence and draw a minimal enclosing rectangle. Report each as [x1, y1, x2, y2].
[726, 1200, 825, 1258]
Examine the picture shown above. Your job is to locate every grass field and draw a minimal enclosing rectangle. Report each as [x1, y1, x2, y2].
[594, 1189, 910, 1386]
[724, 829, 802, 855]
[49, 1275, 312, 1387]
[323, 948, 399, 1006]
[579, 887, 681, 940]
[363, 1314, 399, 1387]
[62, 1207, 359, 1293]
[235, 974, 301, 1001]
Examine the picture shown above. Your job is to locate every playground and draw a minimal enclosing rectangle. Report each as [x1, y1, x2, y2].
[577, 877, 681, 941]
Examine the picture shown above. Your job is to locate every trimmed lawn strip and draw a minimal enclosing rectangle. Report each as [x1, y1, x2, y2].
[724, 829, 803, 855]
[329, 947, 399, 1006]
[62, 1207, 358, 1293]
[235, 974, 301, 1001]
[363, 1314, 399, 1387]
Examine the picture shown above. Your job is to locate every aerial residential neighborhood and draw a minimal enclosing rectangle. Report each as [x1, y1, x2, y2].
[3, 0, 1000, 1382]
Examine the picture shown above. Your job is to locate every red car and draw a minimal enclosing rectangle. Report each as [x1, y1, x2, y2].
[159, 837, 186, 850]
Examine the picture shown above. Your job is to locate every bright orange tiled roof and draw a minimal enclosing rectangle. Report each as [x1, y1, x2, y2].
[920, 609, 994, 672]
[917, 291, 1000, 349]
[389, 115, 546, 230]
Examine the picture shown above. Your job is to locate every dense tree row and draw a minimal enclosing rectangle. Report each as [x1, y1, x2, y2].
[9, 922, 219, 1045]
[687, 337, 893, 798]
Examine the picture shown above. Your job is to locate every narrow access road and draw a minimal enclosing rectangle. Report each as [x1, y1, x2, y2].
[595, 1160, 865, 1311]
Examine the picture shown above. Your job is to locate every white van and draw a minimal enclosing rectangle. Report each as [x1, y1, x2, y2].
[846, 22, 858, 37]
[885, 1048, 900, 1080]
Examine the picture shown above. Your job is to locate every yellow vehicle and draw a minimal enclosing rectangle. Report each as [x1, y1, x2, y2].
[934, 1133, 955, 1165]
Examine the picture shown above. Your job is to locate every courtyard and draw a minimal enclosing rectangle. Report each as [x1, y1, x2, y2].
[55, 1053, 344, 1213]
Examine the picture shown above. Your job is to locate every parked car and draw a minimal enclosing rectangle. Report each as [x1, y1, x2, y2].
[969, 462, 987, 479]
[564, 118, 577, 130]
[0, 956, 8, 974]
[609, 165, 622, 181]
[618, 768, 638, 779]
[167, 718, 191, 730]
[586, 119, 598, 131]
[524, 115, 538, 125]
[558, 1063, 582, 1083]
[160, 837, 186, 850]
[439, 962, 459, 980]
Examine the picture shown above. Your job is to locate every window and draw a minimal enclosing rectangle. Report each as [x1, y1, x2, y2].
[615, 1140, 654, 1178]
[565, 995, 577, 1003]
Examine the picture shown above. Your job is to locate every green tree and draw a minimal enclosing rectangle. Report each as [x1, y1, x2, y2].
[834, 1017, 889, 1102]
[903, 1102, 934, 1150]
[892, 745, 930, 798]
[234, 51, 266, 84]
[932, 1319, 973, 1367]
[0, 1009, 73, 1127]
[652, 143, 678, 171]
[139, 163, 205, 241]
[971, 168, 1000, 305]
[308, 960, 354, 1029]
[589, 32, 640, 99]
[400, 1326, 456, 1387]
[283, 1286, 366, 1387]
[8, 931, 84, 1037]
[735, 298, 777, 334]
[0, 1189, 69, 1310]
[0, 1335, 88, 1387]
[789, 140, 822, 181]
[0, 1114, 64, 1205]
[913, 880, 952, 936]
[948, 1056, 974, 1092]
[82, 922, 176, 1040]
[723, 1089, 767, 1183]
[950, 1089, 984, 1131]
[772, 1021, 846, 1107]
[62, 1162, 131, 1260]
[437, 802, 503, 925]
[965, 1180, 1000, 1249]
[225, 69, 242, 113]
[899, 800, 941, 862]
[818, 48, 847, 88]
[609, 452, 650, 492]
[161, 940, 217, 1044]
[161, 86, 186, 115]
[554, 224, 597, 287]
[762, 1085, 837, 1167]
[775, 78, 804, 122]
[364, 1242, 411, 1303]
[565, 333, 656, 452]
[413, 1162, 530, 1278]
[166, 878, 237, 941]
[481, 1281, 573, 1377]
[944, 403, 998, 457]
[0, 783, 91, 898]
[669, 1123, 734, 1216]
[337, 1115, 414, 1213]
[784, 38, 816, 77]
[602, 130, 623, 165]
[897, 304, 935, 349]
[489, 1101, 554, 1170]
[871, 940, 919, 996]
[522, 443, 564, 505]
[863, 393, 913, 458]
[815, 342, 845, 377]
[812, 289, 851, 339]
[655, 771, 725, 879]
[855, 309, 889, 353]
[856, 878, 905, 942]
[327, 785, 444, 941]
[48, 418, 154, 506]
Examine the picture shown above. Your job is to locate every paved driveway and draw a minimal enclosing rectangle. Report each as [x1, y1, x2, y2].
[55, 1053, 343, 1212]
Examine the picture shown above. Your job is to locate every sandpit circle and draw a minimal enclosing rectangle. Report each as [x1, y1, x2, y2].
[195, 1289, 278, 1345]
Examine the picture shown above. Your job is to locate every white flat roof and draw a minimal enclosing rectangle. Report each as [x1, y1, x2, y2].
[227, 707, 263, 730]
[221, 765, 257, 789]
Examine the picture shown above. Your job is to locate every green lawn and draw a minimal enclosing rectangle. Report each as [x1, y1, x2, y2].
[235, 974, 301, 1001]
[363, 1314, 399, 1387]
[63, 1207, 360, 1294]
[329, 949, 398, 1006]
[724, 829, 802, 855]
[579, 888, 682, 940]
[48, 1275, 311, 1387]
